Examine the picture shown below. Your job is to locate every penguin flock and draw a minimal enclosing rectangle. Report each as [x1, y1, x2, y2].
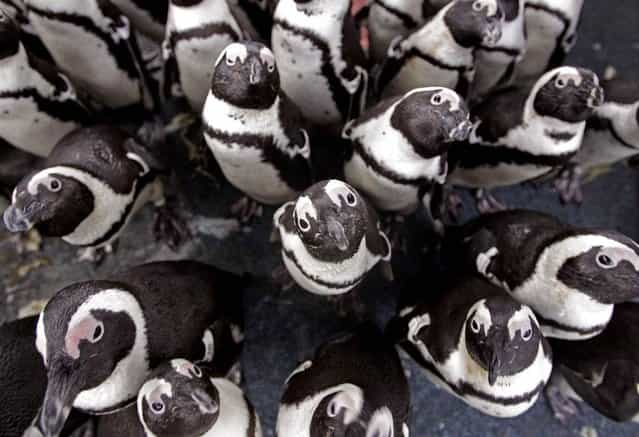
[0, 0, 637, 435]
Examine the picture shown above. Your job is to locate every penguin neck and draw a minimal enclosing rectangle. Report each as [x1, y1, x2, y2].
[170, 0, 234, 27]
[596, 101, 639, 148]
[414, 6, 474, 67]
[202, 378, 251, 437]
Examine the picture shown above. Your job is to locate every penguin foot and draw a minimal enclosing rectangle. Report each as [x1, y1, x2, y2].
[271, 264, 296, 291]
[546, 384, 580, 424]
[554, 165, 584, 205]
[229, 197, 263, 225]
[76, 244, 114, 265]
[475, 190, 507, 214]
[153, 206, 191, 251]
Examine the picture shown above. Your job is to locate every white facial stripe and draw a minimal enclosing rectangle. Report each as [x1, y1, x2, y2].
[64, 313, 100, 359]
[285, 360, 313, 385]
[171, 358, 197, 378]
[231, 324, 244, 343]
[137, 378, 172, 431]
[507, 307, 534, 340]
[329, 385, 364, 425]
[525, 66, 581, 120]
[223, 43, 248, 64]
[295, 195, 318, 221]
[259, 46, 275, 69]
[201, 329, 215, 362]
[407, 313, 431, 343]
[27, 171, 57, 195]
[557, 68, 583, 86]
[470, 300, 493, 334]
[36, 311, 48, 366]
[366, 407, 394, 437]
[324, 180, 356, 207]
[125, 152, 149, 175]
[546, 234, 639, 274]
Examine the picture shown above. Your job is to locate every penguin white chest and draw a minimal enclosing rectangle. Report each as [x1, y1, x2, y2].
[577, 129, 639, 170]
[514, 10, 565, 80]
[384, 58, 459, 98]
[272, 27, 341, 125]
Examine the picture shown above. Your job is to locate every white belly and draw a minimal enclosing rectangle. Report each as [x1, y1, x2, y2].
[272, 25, 341, 125]
[450, 162, 550, 189]
[0, 97, 80, 156]
[383, 57, 458, 98]
[29, 15, 141, 108]
[576, 129, 639, 170]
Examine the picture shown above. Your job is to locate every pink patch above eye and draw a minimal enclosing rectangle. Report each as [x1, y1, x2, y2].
[65, 315, 99, 359]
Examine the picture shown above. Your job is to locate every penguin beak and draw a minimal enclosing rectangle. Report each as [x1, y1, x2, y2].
[485, 329, 508, 386]
[448, 120, 473, 142]
[191, 389, 218, 415]
[482, 23, 502, 47]
[3, 204, 35, 232]
[39, 362, 79, 437]
[588, 85, 604, 108]
[249, 60, 262, 85]
[326, 216, 349, 251]
[487, 353, 501, 386]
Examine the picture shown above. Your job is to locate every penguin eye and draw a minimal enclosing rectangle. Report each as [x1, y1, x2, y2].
[431, 94, 443, 105]
[48, 178, 62, 192]
[470, 319, 481, 334]
[327, 401, 338, 418]
[90, 322, 104, 343]
[267, 63, 275, 73]
[151, 401, 165, 414]
[345, 192, 357, 206]
[226, 56, 236, 66]
[472, 0, 484, 11]
[521, 328, 533, 341]
[192, 365, 202, 378]
[555, 77, 567, 88]
[298, 217, 310, 232]
[597, 254, 616, 268]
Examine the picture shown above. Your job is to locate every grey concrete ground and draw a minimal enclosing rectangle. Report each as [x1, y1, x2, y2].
[2, 2, 639, 436]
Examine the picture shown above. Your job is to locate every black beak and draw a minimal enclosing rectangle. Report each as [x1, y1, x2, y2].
[485, 329, 508, 386]
[3, 204, 35, 232]
[249, 59, 263, 85]
[448, 119, 473, 142]
[588, 85, 604, 108]
[191, 388, 218, 415]
[38, 363, 78, 437]
[326, 216, 349, 251]
[488, 353, 501, 386]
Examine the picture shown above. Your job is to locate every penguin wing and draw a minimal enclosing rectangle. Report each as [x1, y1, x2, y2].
[471, 86, 529, 144]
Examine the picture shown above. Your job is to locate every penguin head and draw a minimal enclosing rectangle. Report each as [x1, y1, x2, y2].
[292, 180, 368, 261]
[391, 87, 472, 158]
[138, 359, 220, 437]
[532, 67, 604, 123]
[35, 283, 147, 436]
[0, 10, 20, 60]
[3, 168, 93, 236]
[464, 296, 543, 386]
[444, 0, 504, 48]
[211, 41, 279, 109]
[309, 385, 365, 437]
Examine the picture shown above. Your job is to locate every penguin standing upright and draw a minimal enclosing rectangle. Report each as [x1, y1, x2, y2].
[512, 0, 584, 84]
[343, 86, 472, 221]
[163, 0, 244, 112]
[0, 11, 90, 157]
[27, 261, 246, 437]
[203, 41, 312, 221]
[137, 359, 262, 436]
[443, 209, 639, 340]
[448, 66, 603, 210]
[376, 0, 503, 99]
[471, 0, 525, 100]
[272, 0, 368, 126]
[391, 275, 552, 417]
[277, 325, 411, 437]
[24, 0, 154, 112]
[112, 0, 168, 42]
[273, 179, 393, 296]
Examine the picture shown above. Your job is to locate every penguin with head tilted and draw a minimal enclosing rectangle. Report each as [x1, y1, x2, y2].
[442, 209, 639, 340]
[24, 0, 155, 113]
[343, 86, 472, 225]
[376, 0, 504, 99]
[273, 179, 393, 296]
[136, 359, 262, 437]
[26, 261, 245, 437]
[544, 302, 639, 423]
[390, 275, 552, 418]
[272, 0, 368, 127]
[448, 66, 604, 211]
[574, 76, 639, 174]
[471, 0, 525, 100]
[0, 11, 90, 158]
[2, 125, 187, 258]
[112, 0, 168, 42]
[163, 0, 245, 112]
[203, 41, 312, 222]
[277, 324, 411, 437]
[512, 0, 584, 84]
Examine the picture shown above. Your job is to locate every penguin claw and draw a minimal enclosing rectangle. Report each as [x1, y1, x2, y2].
[476, 190, 507, 214]
[554, 166, 584, 205]
[153, 206, 191, 251]
[546, 384, 580, 424]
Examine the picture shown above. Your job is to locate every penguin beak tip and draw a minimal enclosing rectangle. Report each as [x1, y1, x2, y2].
[3, 206, 33, 233]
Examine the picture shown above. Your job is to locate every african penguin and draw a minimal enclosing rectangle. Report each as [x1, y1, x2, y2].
[163, 0, 244, 112]
[0, 11, 90, 158]
[471, 0, 525, 100]
[512, 0, 584, 84]
[343, 86, 471, 218]
[448, 66, 603, 211]
[391, 275, 552, 417]
[575, 76, 639, 173]
[443, 209, 639, 340]
[545, 303, 639, 423]
[277, 325, 411, 437]
[112, 0, 168, 42]
[3, 126, 169, 254]
[272, 0, 368, 126]
[376, 0, 504, 99]
[24, 0, 154, 111]
[272, 179, 393, 296]
[203, 41, 312, 220]
[137, 359, 262, 436]
[28, 261, 246, 437]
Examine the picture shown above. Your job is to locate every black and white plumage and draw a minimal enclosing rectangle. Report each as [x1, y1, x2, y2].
[443, 209, 639, 340]
[391, 276, 552, 417]
[0, 11, 90, 157]
[28, 261, 245, 437]
[575, 76, 639, 172]
[24, 0, 153, 111]
[2, 126, 163, 250]
[163, 0, 244, 112]
[271, 0, 368, 126]
[448, 66, 604, 191]
[203, 41, 312, 206]
[0, 0, 52, 61]
[512, 0, 584, 84]
[137, 359, 262, 436]
[112, 0, 168, 41]
[273, 180, 392, 296]
[547, 303, 639, 423]
[343, 86, 471, 215]
[471, 0, 525, 99]
[277, 325, 411, 437]
[376, 0, 504, 99]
